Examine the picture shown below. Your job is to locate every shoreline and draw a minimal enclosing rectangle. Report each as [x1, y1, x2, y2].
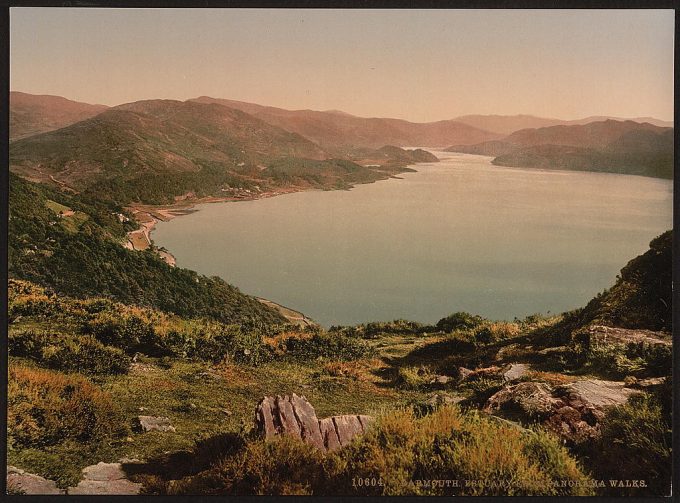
[124, 186, 306, 264]
[124, 163, 422, 262]
[122, 159, 431, 323]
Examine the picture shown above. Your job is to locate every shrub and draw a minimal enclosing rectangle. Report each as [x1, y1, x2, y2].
[8, 365, 126, 448]
[194, 325, 274, 366]
[436, 312, 485, 333]
[163, 406, 593, 496]
[168, 435, 327, 495]
[84, 312, 158, 354]
[589, 394, 671, 496]
[395, 366, 435, 390]
[329, 320, 430, 339]
[282, 332, 372, 361]
[329, 407, 593, 496]
[472, 322, 521, 344]
[9, 330, 131, 374]
[578, 341, 672, 379]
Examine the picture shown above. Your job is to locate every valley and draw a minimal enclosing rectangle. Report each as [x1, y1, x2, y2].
[6, 91, 674, 497]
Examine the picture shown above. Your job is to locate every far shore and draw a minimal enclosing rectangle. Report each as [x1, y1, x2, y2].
[122, 158, 434, 322]
[123, 162, 426, 262]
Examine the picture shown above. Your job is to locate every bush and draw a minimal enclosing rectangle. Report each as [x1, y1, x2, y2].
[395, 366, 435, 390]
[577, 341, 672, 378]
[193, 325, 274, 366]
[330, 407, 593, 496]
[436, 312, 485, 333]
[84, 312, 158, 354]
[589, 394, 671, 496]
[282, 332, 372, 361]
[169, 435, 327, 495]
[163, 406, 593, 496]
[472, 322, 520, 344]
[8, 365, 126, 448]
[329, 319, 430, 339]
[9, 330, 131, 374]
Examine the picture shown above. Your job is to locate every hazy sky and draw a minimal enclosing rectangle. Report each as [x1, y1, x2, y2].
[10, 8, 675, 122]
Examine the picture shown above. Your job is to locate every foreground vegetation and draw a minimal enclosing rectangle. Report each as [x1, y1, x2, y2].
[7, 231, 672, 496]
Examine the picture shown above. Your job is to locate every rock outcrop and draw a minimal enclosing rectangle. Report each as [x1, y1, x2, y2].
[484, 379, 641, 444]
[255, 394, 373, 452]
[502, 363, 530, 382]
[577, 325, 671, 347]
[7, 466, 64, 495]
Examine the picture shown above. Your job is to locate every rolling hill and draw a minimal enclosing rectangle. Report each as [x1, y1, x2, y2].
[454, 114, 673, 135]
[190, 96, 501, 150]
[10, 91, 109, 140]
[446, 120, 674, 179]
[9, 98, 440, 205]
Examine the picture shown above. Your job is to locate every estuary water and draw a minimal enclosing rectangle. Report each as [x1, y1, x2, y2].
[153, 151, 673, 327]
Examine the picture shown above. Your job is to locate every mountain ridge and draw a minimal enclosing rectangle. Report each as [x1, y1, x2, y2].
[446, 119, 674, 179]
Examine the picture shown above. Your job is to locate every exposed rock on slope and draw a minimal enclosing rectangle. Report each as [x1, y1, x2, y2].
[255, 394, 374, 451]
[7, 466, 64, 495]
[68, 462, 142, 495]
[554, 231, 672, 341]
[484, 379, 641, 444]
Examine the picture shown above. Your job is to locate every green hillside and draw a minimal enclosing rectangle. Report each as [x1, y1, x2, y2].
[9, 173, 285, 325]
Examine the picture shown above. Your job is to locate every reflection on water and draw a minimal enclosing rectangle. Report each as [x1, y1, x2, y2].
[153, 151, 672, 326]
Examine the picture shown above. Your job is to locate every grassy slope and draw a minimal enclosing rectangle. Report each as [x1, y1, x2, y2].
[9, 173, 285, 325]
[7, 230, 672, 494]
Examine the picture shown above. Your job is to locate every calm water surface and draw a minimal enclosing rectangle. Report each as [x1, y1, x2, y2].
[153, 152, 672, 326]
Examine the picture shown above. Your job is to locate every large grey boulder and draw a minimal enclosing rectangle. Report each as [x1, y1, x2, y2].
[7, 466, 64, 495]
[255, 394, 374, 452]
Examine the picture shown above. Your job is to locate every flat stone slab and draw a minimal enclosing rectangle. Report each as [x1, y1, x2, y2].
[81, 461, 127, 481]
[7, 466, 64, 495]
[560, 379, 640, 408]
[67, 462, 142, 495]
[586, 325, 671, 347]
[137, 415, 176, 432]
[68, 478, 142, 495]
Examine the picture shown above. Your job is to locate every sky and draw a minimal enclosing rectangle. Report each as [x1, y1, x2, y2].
[10, 8, 675, 122]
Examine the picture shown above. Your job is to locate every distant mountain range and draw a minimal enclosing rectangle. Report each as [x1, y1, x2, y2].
[453, 114, 673, 135]
[190, 96, 501, 151]
[9, 95, 447, 204]
[9, 91, 674, 194]
[446, 120, 674, 179]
